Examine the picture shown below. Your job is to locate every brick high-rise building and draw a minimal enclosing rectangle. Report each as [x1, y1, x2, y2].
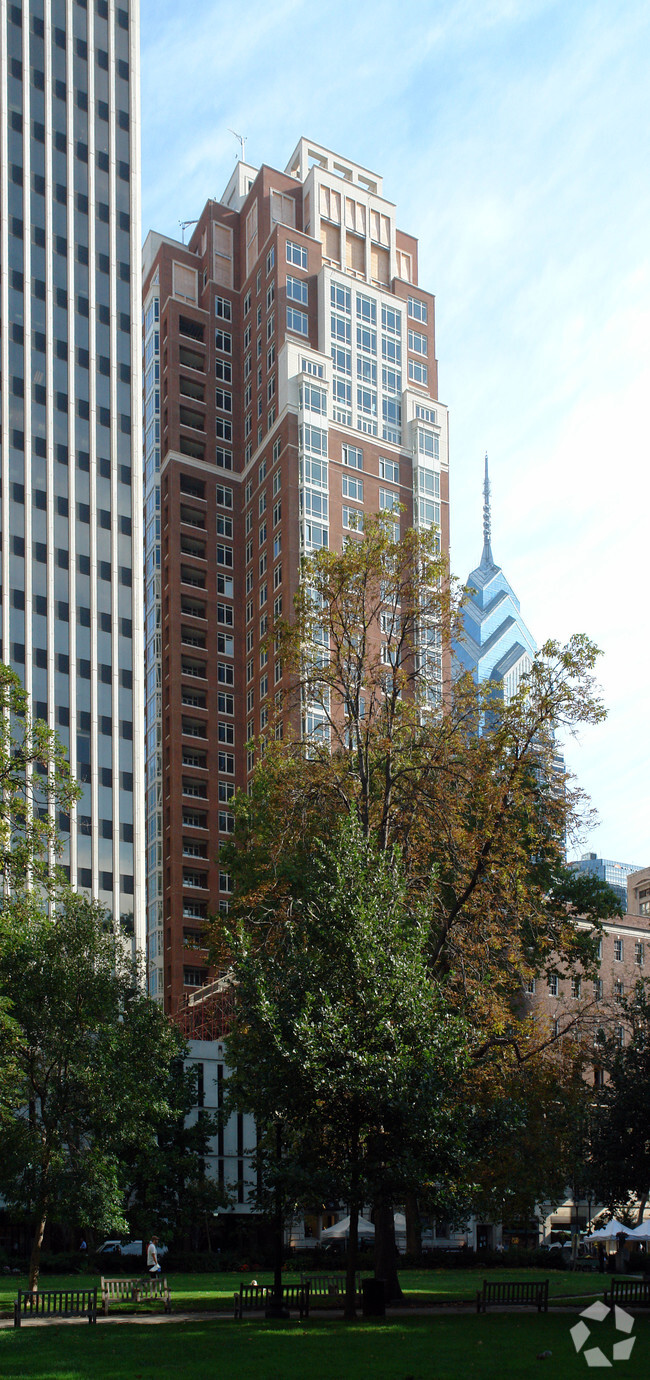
[0, 0, 144, 941]
[142, 138, 449, 1013]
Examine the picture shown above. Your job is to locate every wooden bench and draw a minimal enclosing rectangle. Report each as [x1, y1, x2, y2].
[604, 1279, 650, 1310]
[100, 1275, 172, 1314]
[14, 1287, 98, 1328]
[476, 1279, 549, 1313]
[300, 1272, 362, 1306]
[233, 1283, 309, 1319]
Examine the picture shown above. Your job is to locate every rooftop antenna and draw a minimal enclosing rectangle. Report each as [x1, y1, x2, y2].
[481, 451, 494, 567]
[228, 129, 247, 163]
[179, 218, 198, 244]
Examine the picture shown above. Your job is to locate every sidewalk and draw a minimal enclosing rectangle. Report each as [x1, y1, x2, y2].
[0, 1297, 600, 1330]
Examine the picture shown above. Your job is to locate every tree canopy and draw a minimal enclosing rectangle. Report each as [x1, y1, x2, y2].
[0, 891, 190, 1288]
[224, 813, 471, 1314]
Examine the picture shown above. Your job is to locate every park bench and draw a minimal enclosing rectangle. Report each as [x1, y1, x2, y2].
[300, 1271, 362, 1306]
[100, 1275, 172, 1314]
[233, 1282, 310, 1318]
[476, 1279, 549, 1314]
[14, 1287, 98, 1328]
[604, 1279, 650, 1310]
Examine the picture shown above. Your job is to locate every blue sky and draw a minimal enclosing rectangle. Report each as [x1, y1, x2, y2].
[140, 0, 650, 865]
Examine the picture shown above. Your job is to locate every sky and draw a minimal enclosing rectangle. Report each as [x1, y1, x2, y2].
[139, 0, 650, 865]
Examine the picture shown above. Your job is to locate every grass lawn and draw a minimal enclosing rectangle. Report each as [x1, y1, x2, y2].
[0, 1267, 611, 1319]
[1, 1313, 649, 1379]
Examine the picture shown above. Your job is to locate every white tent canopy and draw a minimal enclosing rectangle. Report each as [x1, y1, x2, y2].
[589, 1218, 632, 1240]
[321, 1214, 375, 1239]
[627, 1220, 650, 1240]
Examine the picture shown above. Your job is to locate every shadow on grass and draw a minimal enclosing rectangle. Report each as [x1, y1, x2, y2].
[1, 1314, 649, 1380]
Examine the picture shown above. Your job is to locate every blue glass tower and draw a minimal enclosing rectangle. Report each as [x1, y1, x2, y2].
[455, 455, 536, 702]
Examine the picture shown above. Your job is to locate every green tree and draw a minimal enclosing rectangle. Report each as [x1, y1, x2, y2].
[0, 663, 79, 893]
[225, 814, 471, 1316]
[0, 891, 189, 1289]
[215, 518, 610, 1279]
[126, 1057, 226, 1253]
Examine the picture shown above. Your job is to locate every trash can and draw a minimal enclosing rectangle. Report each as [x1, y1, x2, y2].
[362, 1278, 386, 1318]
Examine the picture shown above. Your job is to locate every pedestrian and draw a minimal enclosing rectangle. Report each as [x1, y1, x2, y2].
[147, 1235, 161, 1274]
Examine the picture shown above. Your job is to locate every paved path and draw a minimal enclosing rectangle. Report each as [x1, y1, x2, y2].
[0, 1297, 602, 1330]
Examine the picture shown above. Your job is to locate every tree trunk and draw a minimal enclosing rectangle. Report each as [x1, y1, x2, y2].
[28, 1204, 48, 1292]
[344, 1127, 360, 1321]
[636, 1192, 648, 1227]
[405, 1191, 421, 1257]
[345, 1201, 360, 1321]
[373, 1198, 403, 1303]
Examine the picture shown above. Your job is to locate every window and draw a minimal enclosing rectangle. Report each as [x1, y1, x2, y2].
[526, 978, 536, 995]
[418, 430, 440, 461]
[215, 359, 232, 383]
[217, 603, 234, 627]
[273, 562, 282, 589]
[380, 457, 399, 484]
[215, 296, 232, 320]
[243, 290, 251, 315]
[273, 500, 281, 527]
[416, 404, 437, 424]
[408, 329, 427, 356]
[379, 488, 399, 511]
[218, 752, 235, 774]
[342, 444, 363, 470]
[408, 297, 428, 323]
[266, 246, 275, 274]
[215, 329, 232, 353]
[218, 693, 234, 715]
[266, 282, 275, 310]
[342, 474, 363, 501]
[571, 976, 581, 999]
[408, 358, 428, 386]
[614, 937, 624, 961]
[215, 388, 232, 412]
[614, 979, 624, 998]
[381, 304, 401, 335]
[217, 544, 233, 567]
[548, 974, 558, 997]
[594, 978, 603, 1000]
[216, 484, 233, 508]
[287, 240, 308, 269]
[287, 275, 308, 305]
[270, 190, 295, 227]
[635, 940, 644, 967]
[217, 574, 233, 597]
[287, 307, 308, 336]
[343, 507, 364, 532]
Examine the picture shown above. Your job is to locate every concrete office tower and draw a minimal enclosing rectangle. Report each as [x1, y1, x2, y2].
[143, 137, 449, 1014]
[0, 0, 144, 943]
[455, 455, 536, 702]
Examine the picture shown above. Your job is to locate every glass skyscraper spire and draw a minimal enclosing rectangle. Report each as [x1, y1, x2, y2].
[0, 0, 144, 943]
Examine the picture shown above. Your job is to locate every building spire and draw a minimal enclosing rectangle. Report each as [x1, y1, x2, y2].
[481, 451, 494, 567]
